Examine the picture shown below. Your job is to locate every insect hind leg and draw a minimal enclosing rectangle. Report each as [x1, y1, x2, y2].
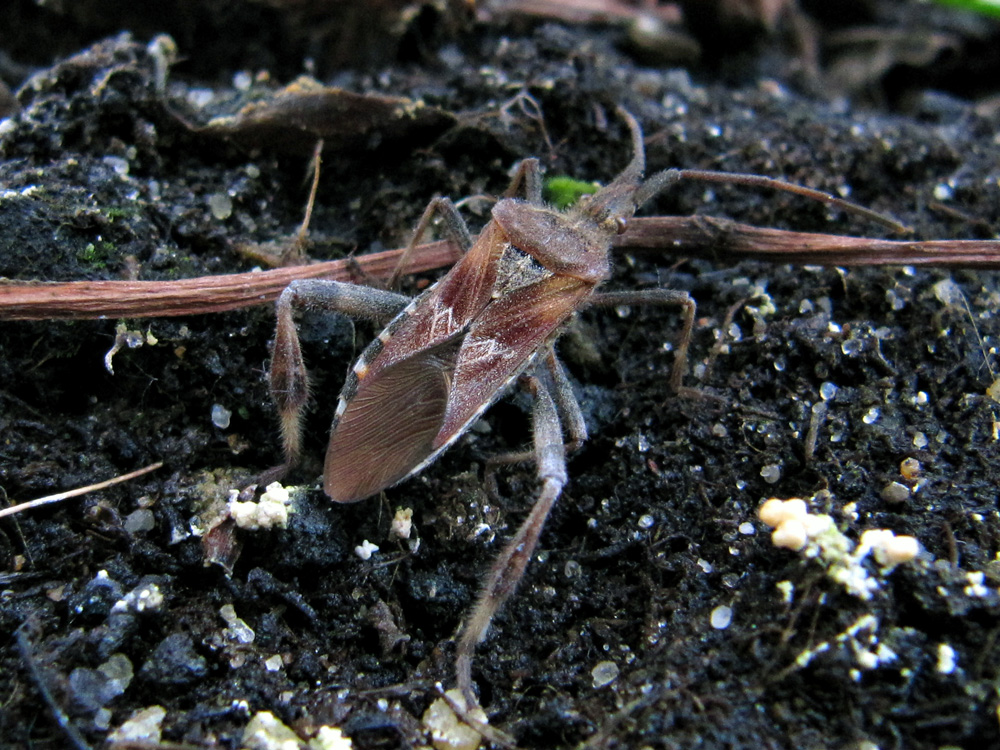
[456, 364, 568, 705]
[482, 350, 586, 502]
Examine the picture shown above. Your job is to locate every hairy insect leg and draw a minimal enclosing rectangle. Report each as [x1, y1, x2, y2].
[590, 289, 696, 392]
[388, 158, 544, 290]
[456, 368, 568, 704]
[544, 351, 588, 450]
[269, 279, 410, 474]
[483, 351, 587, 490]
[387, 196, 473, 289]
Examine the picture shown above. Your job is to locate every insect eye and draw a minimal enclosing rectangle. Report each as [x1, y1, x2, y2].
[615, 217, 627, 235]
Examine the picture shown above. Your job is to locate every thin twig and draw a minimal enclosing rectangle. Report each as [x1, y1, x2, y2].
[0, 461, 163, 519]
[0, 241, 461, 321]
[619, 215, 1000, 266]
[2, 217, 1000, 321]
[16, 625, 93, 750]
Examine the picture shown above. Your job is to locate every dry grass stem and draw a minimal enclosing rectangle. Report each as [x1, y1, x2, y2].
[2, 219, 999, 322]
[0, 462, 164, 519]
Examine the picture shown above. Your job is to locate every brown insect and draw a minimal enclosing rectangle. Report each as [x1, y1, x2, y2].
[266, 109, 896, 702]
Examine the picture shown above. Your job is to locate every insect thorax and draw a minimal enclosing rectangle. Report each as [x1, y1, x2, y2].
[491, 242, 554, 298]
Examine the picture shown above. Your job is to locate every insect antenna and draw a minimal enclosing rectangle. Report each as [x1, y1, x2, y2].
[581, 108, 906, 234]
[573, 109, 650, 227]
[658, 168, 910, 233]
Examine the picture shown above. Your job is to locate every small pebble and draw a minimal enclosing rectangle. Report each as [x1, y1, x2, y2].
[710, 605, 733, 630]
[900, 457, 921, 480]
[124, 508, 156, 534]
[208, 192, 233, 220]
[591, 660, 620, 688]
[880, 481, 910, 505]
[211, 403, 232, 429]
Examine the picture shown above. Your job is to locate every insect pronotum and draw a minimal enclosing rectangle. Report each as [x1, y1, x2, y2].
[266, 108, 894, 703]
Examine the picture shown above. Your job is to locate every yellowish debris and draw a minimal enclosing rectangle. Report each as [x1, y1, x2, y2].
[391, 507, 414, 539]
[229, 482, 293, 531]
[108, 705, 166, 744]
[758, 495, 920, 599]
[242, 711, 301, 750]
[900, 457, 921, 480]
[308, 726, 353, 750]
[422, 689, 487, 750]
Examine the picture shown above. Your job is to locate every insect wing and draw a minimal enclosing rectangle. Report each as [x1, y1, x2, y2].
[434, 275, 592, 447]
[323, 223, 507, 502]
[324, 338, 461, 502]
[362, 221, 504, 379]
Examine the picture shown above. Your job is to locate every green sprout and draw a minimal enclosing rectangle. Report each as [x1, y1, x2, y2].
[544, 176, 600, 210]
[77, 240, 117, 269]
[934, 0, 1000, 18]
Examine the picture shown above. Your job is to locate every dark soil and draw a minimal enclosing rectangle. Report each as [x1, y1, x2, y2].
[2, 2, 1000, 749]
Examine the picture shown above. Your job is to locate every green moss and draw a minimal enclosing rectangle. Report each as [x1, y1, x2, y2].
[76, 240, 117, 269]
[104, 205, 141, 220]
[544, 176, 600, 209]
[934, 0, 1000, 19]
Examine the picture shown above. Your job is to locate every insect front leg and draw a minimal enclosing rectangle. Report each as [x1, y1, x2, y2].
[269, 279, 410, 475]
[455, 362, 569, 704]
[386, 196, 473, 289]
[386, 157, 542, 288]
[590, 288, 696, 392]
[502, 157, 542, 203]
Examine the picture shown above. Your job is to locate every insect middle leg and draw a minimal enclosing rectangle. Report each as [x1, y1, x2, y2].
[484, 351, 588, 483]
[386, 196, 472, 288]
[455, 354, 571, 703]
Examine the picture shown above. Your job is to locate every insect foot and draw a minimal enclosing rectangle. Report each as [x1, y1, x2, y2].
[268, 108, 703, 707]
